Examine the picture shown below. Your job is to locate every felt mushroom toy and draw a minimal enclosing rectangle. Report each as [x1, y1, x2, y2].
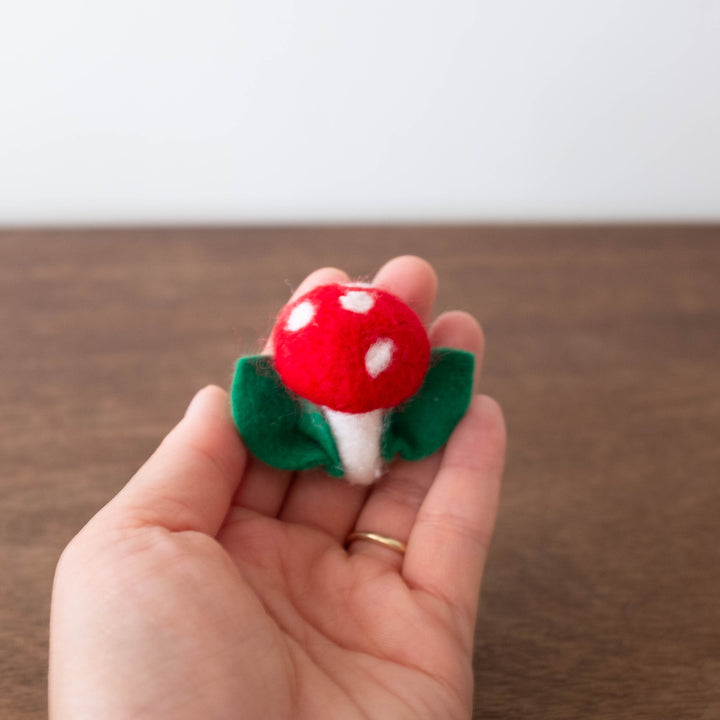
[272, 284, 431, 484]
[231, 282, 475, 485]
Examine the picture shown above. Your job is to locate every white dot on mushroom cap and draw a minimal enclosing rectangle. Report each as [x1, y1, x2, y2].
[340, 290, 375, 314]
[365, 338, 395, 378]
[286, 301, 316, 331]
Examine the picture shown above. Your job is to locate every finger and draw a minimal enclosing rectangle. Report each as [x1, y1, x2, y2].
[347, 312, 483, 567]
[231, 456, 295, 517]
[429, 311, 485, 391]
[403, 395, 506, 630]
[280, 256, 439, 539]
[278, 468, 369, 537]
[345, 453, 442, 569]
[236, 267, 350, 517]
[106, 385, 247, 536]
[372, 255, 438, 323]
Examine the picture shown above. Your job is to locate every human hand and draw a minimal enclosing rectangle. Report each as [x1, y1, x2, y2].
[49, 256, 506, 720]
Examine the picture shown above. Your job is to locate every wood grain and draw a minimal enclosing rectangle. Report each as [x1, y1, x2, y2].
[1, 227, 719, 719]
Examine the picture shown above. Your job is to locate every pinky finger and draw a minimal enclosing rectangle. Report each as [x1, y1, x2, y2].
[403, 395, 506, 631]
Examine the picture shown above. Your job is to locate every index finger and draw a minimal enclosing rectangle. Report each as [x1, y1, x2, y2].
[103, 385, 247, 536]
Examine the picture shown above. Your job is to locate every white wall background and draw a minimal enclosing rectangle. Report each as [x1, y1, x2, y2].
[1, 1, 719, 224]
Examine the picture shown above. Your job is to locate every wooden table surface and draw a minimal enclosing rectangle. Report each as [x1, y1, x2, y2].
[1, 227, 719, 719]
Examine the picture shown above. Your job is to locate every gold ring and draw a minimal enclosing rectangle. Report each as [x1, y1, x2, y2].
[345, 531, 407, 555]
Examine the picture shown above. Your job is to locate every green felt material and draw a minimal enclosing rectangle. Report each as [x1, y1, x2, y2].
[381, 348, 475, 462]
[230, 348, 474, 478]
[230, 356, 344, 477]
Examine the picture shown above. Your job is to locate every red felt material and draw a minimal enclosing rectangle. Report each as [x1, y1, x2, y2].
[273, 284, 431, 413]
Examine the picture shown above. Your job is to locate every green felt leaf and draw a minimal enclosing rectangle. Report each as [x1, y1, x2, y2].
[230, 356, 344, 477]
[381, 348, 475, 462]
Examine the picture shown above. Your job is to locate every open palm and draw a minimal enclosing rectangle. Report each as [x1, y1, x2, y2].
[50, 257, 506, 720]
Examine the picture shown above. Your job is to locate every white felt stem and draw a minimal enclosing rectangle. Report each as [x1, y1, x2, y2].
[322, 408, 385, 485]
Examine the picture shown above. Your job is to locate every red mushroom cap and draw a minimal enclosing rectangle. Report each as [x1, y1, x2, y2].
[272, 283, 431, 413]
